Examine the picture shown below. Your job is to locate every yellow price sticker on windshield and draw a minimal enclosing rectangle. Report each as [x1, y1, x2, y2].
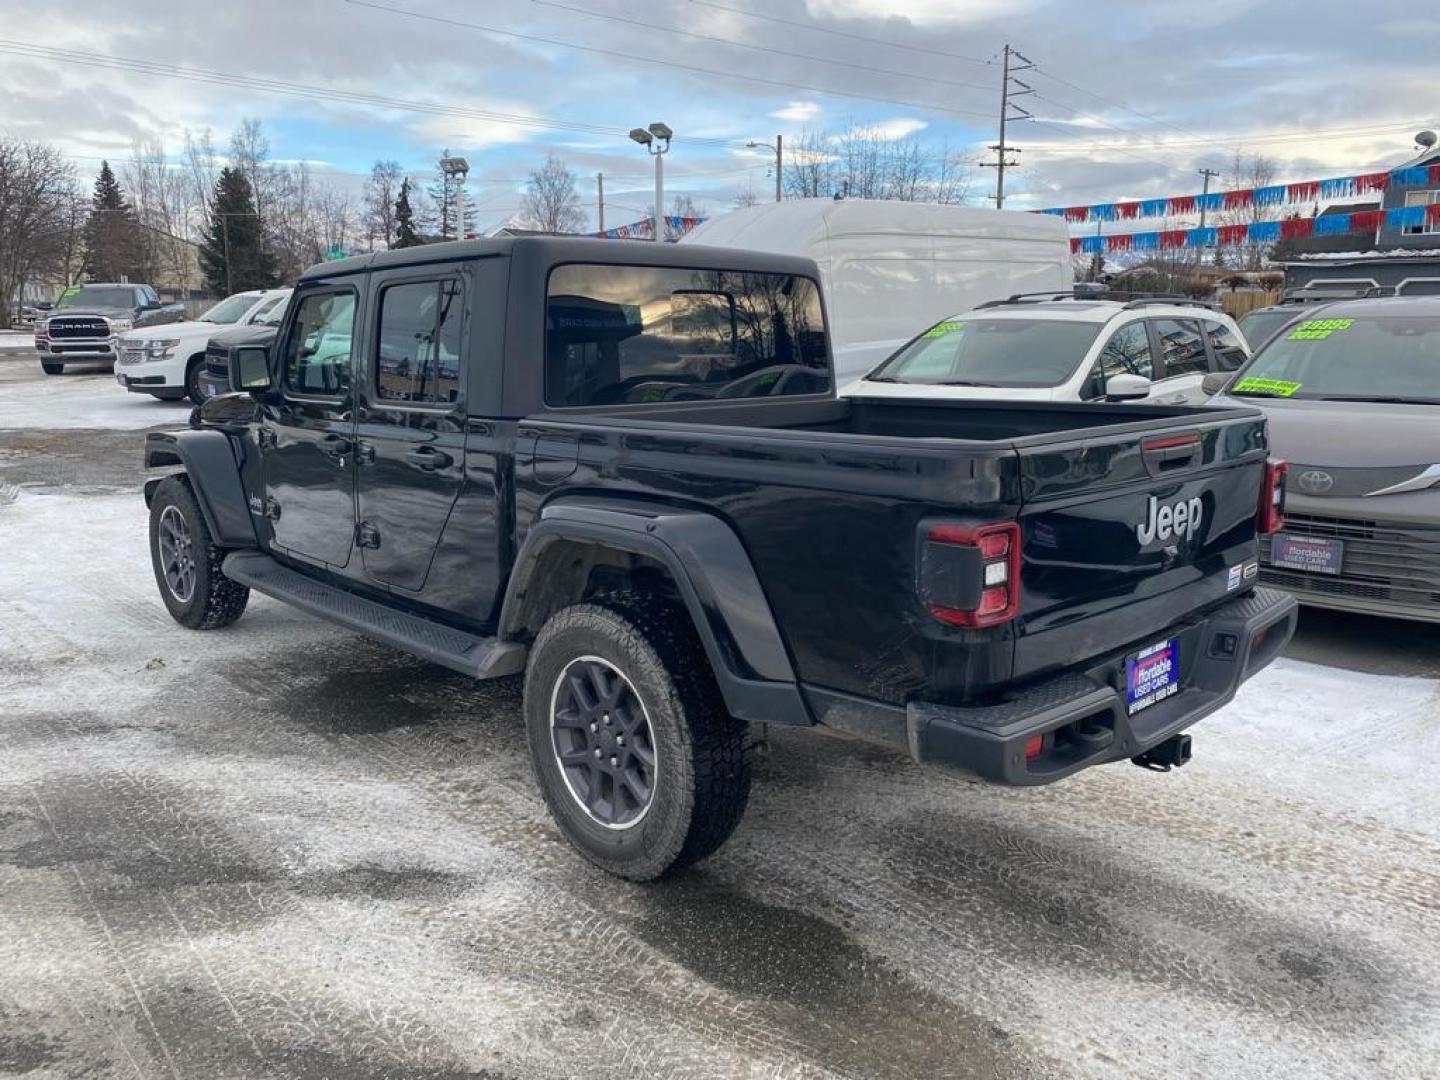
[1232, 376, 1302, 397]
[1287, 318, 1353, 341]
[923, 320, 966, 338]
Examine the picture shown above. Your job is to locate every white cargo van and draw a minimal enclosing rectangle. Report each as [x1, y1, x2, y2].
[681, 199, 1073, 383]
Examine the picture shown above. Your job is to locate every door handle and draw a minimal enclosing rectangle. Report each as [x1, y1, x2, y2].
[405, 446, 452, 471]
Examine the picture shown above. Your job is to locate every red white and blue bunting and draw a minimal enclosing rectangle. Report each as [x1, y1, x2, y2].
[1039, 165, 1440, 225]
[594, 215, 707, 241]
[1067, 202, 1440, 254]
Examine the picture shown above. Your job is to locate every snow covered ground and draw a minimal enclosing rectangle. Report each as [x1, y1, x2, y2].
[0, 356, 192, 430]
[1, 369, 1438, 1079]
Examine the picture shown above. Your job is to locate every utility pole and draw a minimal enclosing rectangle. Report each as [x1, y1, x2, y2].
[1196, 168, 1220, 229]
[775, 134, 782, 203]
[980, 44, 1034, 209]
[629, 122, 672, 241]
[597, 173, 605, 232]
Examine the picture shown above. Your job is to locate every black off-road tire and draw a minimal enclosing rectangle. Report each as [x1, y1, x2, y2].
[184, 355, 206, 405]
[524, 598, 752, 881]
[148, 476, 250, 630]
[40, 360, 63, 375]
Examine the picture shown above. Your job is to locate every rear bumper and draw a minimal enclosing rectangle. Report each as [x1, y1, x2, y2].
[906, 587, 1297, 786]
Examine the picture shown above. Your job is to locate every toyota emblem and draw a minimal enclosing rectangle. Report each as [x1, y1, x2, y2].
[1297, 469, 1334, 494]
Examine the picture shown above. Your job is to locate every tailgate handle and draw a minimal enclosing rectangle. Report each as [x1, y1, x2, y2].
[1142, 432, 1201, 476]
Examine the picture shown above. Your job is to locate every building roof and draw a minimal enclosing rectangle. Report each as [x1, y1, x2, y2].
[1276, 248, 1440, 266]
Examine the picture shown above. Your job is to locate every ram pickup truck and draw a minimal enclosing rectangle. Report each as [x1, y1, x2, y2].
[142, 237, 1297, 880]
[37, 283, 184, 374]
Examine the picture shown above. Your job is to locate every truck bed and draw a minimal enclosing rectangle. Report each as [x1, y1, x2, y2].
[518, 395, 1271, 712]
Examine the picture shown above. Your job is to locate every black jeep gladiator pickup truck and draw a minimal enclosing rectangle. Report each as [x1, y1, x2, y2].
[142, 236, 1296, 880]
[37, 282, 184, 374]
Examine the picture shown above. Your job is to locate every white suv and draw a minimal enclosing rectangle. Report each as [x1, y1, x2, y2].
[844, 296, 1250, 406]
[115, 288, 292, 405]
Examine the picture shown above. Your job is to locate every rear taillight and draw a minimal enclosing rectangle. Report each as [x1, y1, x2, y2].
[924, 521, 1021, 627]
[1258, 458, 1287, 534]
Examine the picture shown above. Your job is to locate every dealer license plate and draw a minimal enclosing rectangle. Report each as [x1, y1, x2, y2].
[1126, 638, 1180, 716]
[1270, 533, 1343, 575]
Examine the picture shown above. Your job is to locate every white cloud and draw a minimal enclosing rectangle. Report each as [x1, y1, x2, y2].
[802, 0, 1037, 24]
[854, 117, 928, 141]
[409, 113, 543, 150]
[771, 101, 822, 122]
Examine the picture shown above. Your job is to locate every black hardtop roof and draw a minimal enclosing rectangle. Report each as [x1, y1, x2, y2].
[298, 235, 822, 282]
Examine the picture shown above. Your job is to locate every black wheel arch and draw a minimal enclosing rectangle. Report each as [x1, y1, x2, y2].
[500, 498, 811, 727]
[142, 429, 258, 549]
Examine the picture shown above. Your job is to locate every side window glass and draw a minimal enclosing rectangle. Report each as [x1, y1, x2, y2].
[1204, 321, 1249, 370]
[1152, 318, 1208, 377]
[1085, 321, 1153, 397]
[282, 290, 356, 397]
[375, 280, 463, 404]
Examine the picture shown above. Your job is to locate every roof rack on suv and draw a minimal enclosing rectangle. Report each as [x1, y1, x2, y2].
[1120, 296, 1220, 311]
[974, 291, 1081, 309]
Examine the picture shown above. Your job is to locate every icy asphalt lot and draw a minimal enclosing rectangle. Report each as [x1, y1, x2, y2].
[2, 359, 1439, 1080]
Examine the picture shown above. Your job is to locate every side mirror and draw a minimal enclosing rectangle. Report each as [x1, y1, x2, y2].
[232, 345, 273, 393]
[1201, 371, 1231, 397]
[1104, 373, 1152, 401]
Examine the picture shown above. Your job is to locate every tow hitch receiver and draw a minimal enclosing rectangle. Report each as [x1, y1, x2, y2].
[1132, 733, 1192, 772]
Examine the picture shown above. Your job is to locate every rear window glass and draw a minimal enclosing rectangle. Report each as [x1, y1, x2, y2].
[869, 317, 1101, 388]
[544, 264, 830, 406]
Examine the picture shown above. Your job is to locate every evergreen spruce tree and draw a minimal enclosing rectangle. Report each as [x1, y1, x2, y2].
[198, 167, 276, 295]
[81, 161, 144, 282]
[394, 177, 422, 248]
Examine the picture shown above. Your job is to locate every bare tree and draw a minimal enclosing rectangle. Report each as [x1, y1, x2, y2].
[521, 154, 587, 233]
[364, 160, 404, 250]
[732, 183, 760, 210]
[229, 118, 276, 230]
[125, 138, 196, 294]
[0, 140, 79, 327]
[183, 128, 219, 235]
[784, 125, 972, 204]
[1217, 151, 1280, 271]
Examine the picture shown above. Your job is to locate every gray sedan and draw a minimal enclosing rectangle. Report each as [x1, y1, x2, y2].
[1206, 295, 1440, 623]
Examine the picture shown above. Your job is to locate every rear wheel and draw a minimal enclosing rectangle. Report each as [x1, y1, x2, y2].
[524, 599, 752, 881]
[148, 476, 249, 630]
[40, 360, 62, 375]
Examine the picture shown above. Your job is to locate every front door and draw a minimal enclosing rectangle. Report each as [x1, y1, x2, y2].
[261, 282, 360, 568]
[354, 268, 467, 591]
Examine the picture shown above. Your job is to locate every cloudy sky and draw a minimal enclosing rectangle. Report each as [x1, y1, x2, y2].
[1, 0, 1434, 233]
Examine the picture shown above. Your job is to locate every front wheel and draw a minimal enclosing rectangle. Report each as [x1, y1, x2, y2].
[40, 360, 62, 375]
[524, 600, 752, 881]
[185, 357, 206, 405]
[148, 476, 249, 629]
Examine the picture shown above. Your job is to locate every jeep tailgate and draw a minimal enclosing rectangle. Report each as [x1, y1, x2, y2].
[1011, 408, 1271, 683]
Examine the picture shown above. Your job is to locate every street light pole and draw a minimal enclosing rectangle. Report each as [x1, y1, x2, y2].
[746, 137, 783, 202]
[440, 156, 470, 241]
[630, 122, 672, 241]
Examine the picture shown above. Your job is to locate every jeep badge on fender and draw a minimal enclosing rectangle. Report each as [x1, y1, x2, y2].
[1137, 495, 1204, 546]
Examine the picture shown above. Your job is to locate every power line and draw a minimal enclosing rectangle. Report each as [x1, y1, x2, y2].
[0, 39, 748, 148]
[343, 0, 995, 120]
[1028, 68, 1232, 152]
[1023, 119, 1427, 154]
[531, 0, 997, 96]
[687, 0, 992, 66]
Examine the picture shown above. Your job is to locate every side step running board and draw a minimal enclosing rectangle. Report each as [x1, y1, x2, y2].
[222, 551, 526, 680]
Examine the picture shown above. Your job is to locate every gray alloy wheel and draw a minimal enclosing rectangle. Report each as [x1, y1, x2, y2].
[156, 504, 197, 603]
[549, 655, 659, 829]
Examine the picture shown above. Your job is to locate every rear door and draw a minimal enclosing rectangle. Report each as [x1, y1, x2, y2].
[1147, 317, 1211, 404]
[353, 264, 468, 592]
[1011, 410, 1268, 679]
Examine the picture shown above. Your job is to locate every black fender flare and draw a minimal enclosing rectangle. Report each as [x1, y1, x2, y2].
[143, 429, 258, 549]
[500, 499, 812, 726]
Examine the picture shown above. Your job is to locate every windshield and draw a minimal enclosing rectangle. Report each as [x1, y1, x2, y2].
[253, 294, 290, 325]
[56, 285, 135, 310]
[200, 292, 262, 324]
[1236, 308, 1298, 349]
[1231, 315, 1440, 403]
[868, 317, 1102, 387]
